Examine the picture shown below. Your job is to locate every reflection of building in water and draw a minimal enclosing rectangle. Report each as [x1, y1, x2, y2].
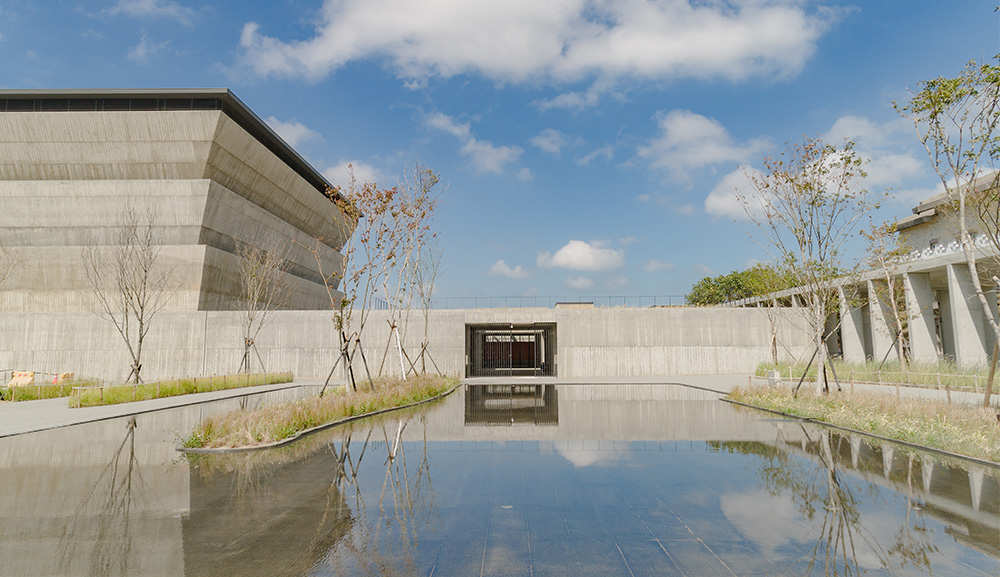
[182, 450, 353, 577]
[465, 384, 558, 426]
[466, 323, 557, 377]
[719, 429, 1000, 562]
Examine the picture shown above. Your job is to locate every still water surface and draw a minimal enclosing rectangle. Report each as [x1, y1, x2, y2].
[0, 384, 997, 576]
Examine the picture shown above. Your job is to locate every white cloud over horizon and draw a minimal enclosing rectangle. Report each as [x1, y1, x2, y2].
[643, 259, 674, 273]
[489, 259, 529, 279]
[126, 32, 169, 65]
[265, 116, 322, 148]
[111, 0, 195, 25]
[236, 1, 839, 90]
[565, 275, 594, 290]
[425, 112, 527, 177]
[538, 240, 625, 271]
[323, 160, 382, 189]
[638, 109, 769, 180]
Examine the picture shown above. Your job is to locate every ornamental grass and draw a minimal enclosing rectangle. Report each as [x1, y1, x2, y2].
[729, 385, 1000, 463]
[755, 360, 991, 391]
[182, 374, 457, 449]
[70, 371, 293, 408]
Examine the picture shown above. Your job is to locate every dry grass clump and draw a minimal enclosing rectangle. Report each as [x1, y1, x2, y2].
[71, 372, 293, 408]
[730, 386, 1000, 463]
[183, 374, 457, 449]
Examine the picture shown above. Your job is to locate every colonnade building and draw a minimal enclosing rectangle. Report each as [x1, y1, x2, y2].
[732, 173, 1000, 368]
[0, 88, 351, 312]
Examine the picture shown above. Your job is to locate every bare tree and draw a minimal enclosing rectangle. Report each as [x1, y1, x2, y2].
[84, 204, 175, 384]
[234, 238, 290, 374]
[0, 244, 18, 290]
[895, 56, 1000, 405]
[413, 237, 442, 375]
[861, 219, 911, 372]
[741, 137, 880, 394]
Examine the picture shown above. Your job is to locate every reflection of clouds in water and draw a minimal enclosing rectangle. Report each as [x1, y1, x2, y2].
[553, 440, 630, 468]
[720, 489, 810, 556]
[722, 488, 976, 574]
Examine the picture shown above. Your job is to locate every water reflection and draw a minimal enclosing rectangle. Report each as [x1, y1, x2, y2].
[715, 423, 999, 576]
[0, 384, 997, 576]
[465, 384, 558, 426]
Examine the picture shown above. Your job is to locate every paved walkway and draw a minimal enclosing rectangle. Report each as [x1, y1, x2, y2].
[0, 380, 326, 438]
[0, 374, 992, 438]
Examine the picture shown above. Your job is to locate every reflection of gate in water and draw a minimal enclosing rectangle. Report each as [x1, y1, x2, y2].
[464, 384, 558, 426]
[465, 323, 556, 377]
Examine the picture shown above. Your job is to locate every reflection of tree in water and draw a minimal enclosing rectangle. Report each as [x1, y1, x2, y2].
[887, 454, 938, 572]
[59, 415, 145, 577]
[718, 425, 938, 576]
[183, 405, 436, 577]
[326, 413, 436, 577]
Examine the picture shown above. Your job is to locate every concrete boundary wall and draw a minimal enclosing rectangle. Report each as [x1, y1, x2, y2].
[0, 307, 813, 383]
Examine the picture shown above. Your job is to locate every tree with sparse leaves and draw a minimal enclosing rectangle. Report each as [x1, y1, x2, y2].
[895, 55, 1000, 406]
[740, 136, 880, 394]
[861, 219, 911, 372]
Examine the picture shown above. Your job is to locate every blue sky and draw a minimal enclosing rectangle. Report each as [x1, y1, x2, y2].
[2, 1, 999, 302]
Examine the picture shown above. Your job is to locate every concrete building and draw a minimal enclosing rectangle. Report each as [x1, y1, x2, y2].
[0, 88, 352, 312]
[730, 173, 1000, 368]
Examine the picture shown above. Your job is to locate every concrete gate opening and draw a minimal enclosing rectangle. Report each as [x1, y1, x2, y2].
[465, 323, 557, 377]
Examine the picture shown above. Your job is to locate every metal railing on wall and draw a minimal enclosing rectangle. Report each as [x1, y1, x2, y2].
[429, 295, 686, 309]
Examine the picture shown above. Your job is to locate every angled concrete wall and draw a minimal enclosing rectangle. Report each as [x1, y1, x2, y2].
[0, 109, 349, 312]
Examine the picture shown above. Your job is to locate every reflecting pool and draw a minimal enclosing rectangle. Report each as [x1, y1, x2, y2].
[0, 384, 997, 576]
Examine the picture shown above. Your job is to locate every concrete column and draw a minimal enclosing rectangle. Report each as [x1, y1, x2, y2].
[937, 289, 956, 361]
[946, 263, 989, 366]
[839, 288, 866, 363]
[867, 280, 897, 364]
[905, 272, 938, 362]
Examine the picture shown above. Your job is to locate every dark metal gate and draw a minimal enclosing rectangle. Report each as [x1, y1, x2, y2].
[465, 323, 556, 377]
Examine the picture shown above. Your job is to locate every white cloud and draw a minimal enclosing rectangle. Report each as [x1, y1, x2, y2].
[489, 260, 529, 279]
[704, 166, 761, 220]
[643, 259, 674, 273]
[637, 109, 769, 179]
[265, 116, 322, 148]
[425, 112, 525, 176]
[565, 275, 594, 290]
[236, 1, 839, 87]
[323, 160, 382, 189]
[575, 145, 614, 166]
[534, 88, 603, 112]
[538, 240, 625, 271]
[127, 33, 169, 65]
[111, 0, 195, 25]
[530, 128, 568, 154]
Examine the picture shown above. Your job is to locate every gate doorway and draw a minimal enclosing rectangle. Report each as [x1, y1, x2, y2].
[465, 323, 557, 377]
